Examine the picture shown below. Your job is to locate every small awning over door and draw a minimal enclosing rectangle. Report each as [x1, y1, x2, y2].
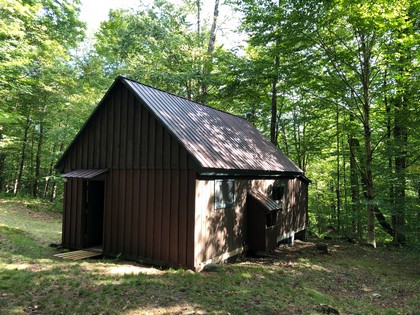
[248, 190, 281, 213]
[61, 169, 108, 179]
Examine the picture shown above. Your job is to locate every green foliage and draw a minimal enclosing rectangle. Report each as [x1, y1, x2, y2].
[0, 0, 418, 247]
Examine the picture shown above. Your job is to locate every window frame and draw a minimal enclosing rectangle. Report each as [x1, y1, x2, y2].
[214, 179, 236, 210]
[271, 183, 285, 204]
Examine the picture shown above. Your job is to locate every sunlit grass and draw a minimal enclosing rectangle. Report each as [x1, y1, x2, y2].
[0, 198, 61, 245]
[0, 198, 419, 314]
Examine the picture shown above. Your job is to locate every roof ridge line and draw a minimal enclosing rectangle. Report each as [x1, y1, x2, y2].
[118, 75, 249, 122]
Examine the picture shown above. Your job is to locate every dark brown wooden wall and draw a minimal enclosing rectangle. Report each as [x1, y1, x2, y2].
[61, 82, 196, 268]
[104, 169, 196, 269]
[62, 82, 195, 172]
[62, 178, 85, 249]
[264, 178, 308, 238]
[285, 178, 308, 234]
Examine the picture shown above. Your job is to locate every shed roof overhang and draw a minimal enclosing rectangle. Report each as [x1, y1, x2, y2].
[61, 169, 108, 179]
[248, 189, 281, 212]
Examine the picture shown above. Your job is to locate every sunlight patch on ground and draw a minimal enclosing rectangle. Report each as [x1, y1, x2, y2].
[80, 261, 163, 276]
[125, 304, 207, 315]
[107, 265, 162, 275]
[2, 259, 56, 272]
[3, 263, 30, 271]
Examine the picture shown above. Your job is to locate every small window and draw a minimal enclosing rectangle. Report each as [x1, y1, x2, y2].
[214, 179, 235, 209]
[271, 183, 285, 202]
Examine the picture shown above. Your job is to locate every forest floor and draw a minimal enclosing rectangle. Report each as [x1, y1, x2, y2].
[0, 197, 419, 315]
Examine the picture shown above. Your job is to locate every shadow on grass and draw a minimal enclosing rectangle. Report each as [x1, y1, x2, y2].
[1, 227, 419, 315]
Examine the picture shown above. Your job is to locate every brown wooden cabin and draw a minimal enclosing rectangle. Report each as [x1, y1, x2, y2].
[56, 76, 309, 271]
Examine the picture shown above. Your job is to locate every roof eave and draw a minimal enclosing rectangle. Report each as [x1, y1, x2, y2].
[196, 168, 305, 180]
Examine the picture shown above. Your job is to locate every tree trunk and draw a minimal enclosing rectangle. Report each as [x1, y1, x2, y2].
[336, 104, 341, 233]
[391, 30, 409, 244]
[207, 0, 219, 55]
[200, 0, 220, 101]
[14, 117, 30, 195]
[348, 109, 361, 239]
[32, 119, 44, 197]
[0, 152, 5, 192]
[0, 127, 5, 192]
[43, 164, 53, 199]
[270, 55, 280, 146]
[385, 72, 395, 237]
[197, 0, 201, 36]
[359, 33, 376, 247]
[392, 95, 407, 244]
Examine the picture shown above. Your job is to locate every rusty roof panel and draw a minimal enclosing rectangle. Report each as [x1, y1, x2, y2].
[122, 77, 302, 175]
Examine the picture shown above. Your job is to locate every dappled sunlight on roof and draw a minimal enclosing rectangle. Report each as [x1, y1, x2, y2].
[124, 77, 303, 174]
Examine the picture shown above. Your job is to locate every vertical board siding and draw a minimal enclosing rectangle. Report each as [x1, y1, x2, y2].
[102, 169, 195, 269]
[125, 170, 133, 255]
[62, 178, 85, 249]
[139, 170, 147, 257]
[161, 171, 171, 263]
[140, 108, 149, 168]
[131, 171, 140, 256]
[146, 170, 155, 259]
[62, 82, 193, 172]
[63, 181, 70, 246]
[126, 93, 134, 169]
[194, 178, 308, 268]
[153, 170, 163, 261]
[169, 170, 180, 265]
[120, 85, 128, 169]
[106, 92, 114, 167]
[194, 179, 248, 265]
[118, 172, 126, 251]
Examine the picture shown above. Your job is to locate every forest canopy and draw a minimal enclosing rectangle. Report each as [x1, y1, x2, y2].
[0, 0, 418, 246]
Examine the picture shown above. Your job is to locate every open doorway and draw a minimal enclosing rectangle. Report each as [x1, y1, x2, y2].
[86, 180, 105, 247]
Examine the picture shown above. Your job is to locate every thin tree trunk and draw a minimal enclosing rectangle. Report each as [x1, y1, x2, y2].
[349, 135, 361, 239]
[197, 0, 201, 36]
[14, 117, 30, 195]
[392, 95, 407, 244]
[0, 127, 5, 192]
[44, 160, 54, 199]
[385, 71, 395, 238]
[200, 0, 220, 101]
[50, 143, 63, 202]
[32, 119, 44, 197]
[0, 152, 5, 192]
[207, 0, 219, 54]
[270, 55, 280, 146]
[336, 103, 341, 233]
[50, 181, 57, 202]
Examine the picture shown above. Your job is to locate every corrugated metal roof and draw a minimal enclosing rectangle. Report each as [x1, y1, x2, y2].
[248, 190, 281, 212]
[61, 169, 108, 179]
[122, 77, 303, 175]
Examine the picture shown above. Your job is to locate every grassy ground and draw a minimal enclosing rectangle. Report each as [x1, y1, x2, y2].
[0, 198, 419, 314]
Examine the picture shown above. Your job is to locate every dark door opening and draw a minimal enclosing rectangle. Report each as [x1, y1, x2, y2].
[86, 180, 105, 247]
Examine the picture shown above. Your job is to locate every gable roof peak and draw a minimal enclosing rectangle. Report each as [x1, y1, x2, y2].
[118, 76, 249, 123]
